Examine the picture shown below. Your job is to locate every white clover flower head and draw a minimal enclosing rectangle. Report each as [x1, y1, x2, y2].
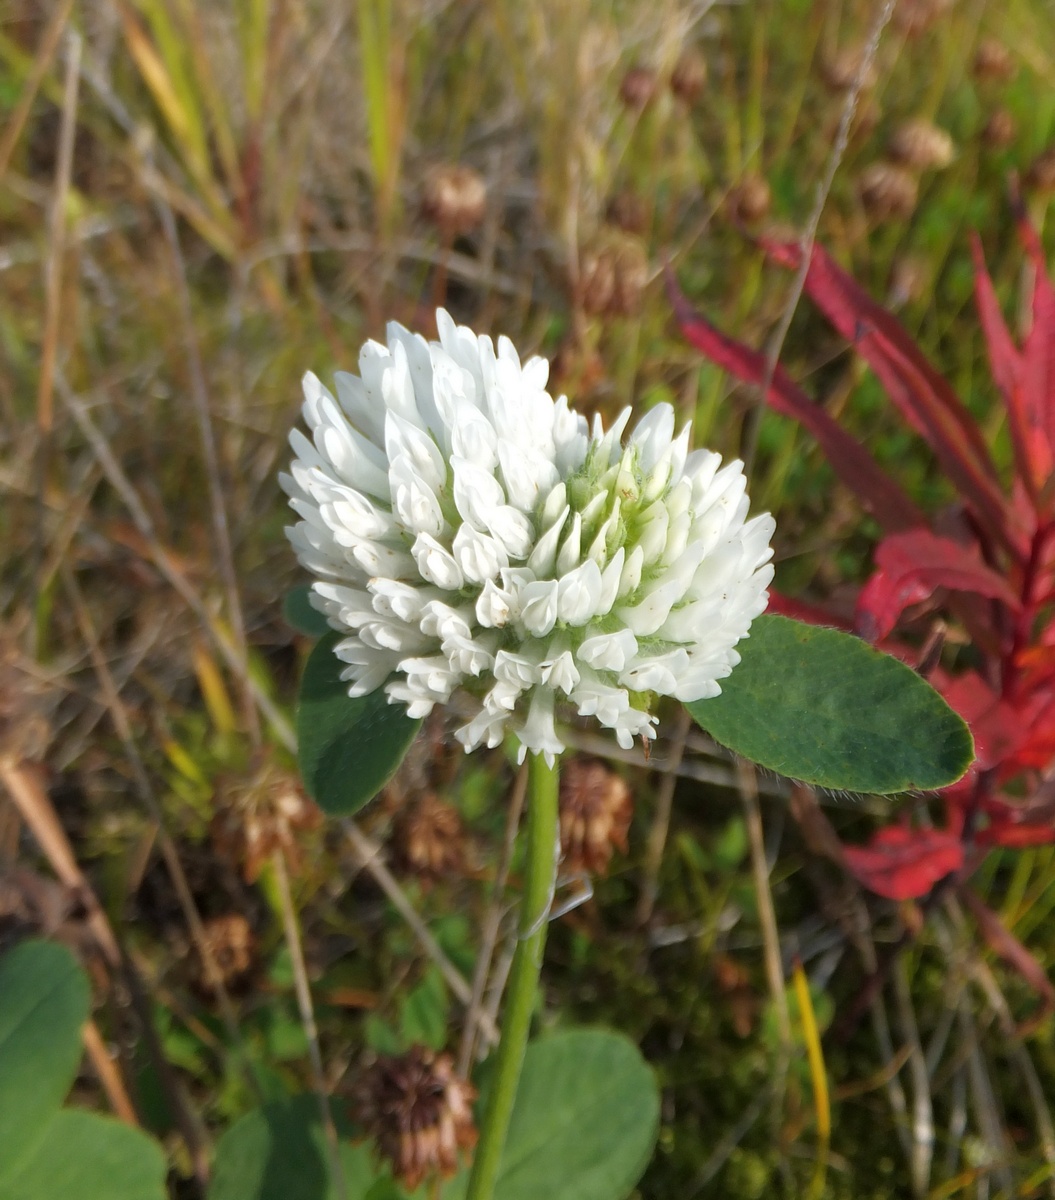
[282, 310, 775, 766]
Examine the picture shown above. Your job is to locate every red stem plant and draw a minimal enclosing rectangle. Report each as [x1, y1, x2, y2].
[671, 198, 1055, 1006]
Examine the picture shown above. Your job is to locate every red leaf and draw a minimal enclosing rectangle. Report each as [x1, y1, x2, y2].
[843, 826, 964, 900]
[854, 531, 1021, 642]
[762, 238, 1023, 559]
[971, 233, 1052, 498]
[669, 274, 924, 533]
[937, 670, 1025, 770]
[1014, 206, 1055, 466]
[765, 591, 853, 630]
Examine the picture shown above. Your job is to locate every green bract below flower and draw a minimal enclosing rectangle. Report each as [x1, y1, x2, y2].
[282, 310, 775, 765]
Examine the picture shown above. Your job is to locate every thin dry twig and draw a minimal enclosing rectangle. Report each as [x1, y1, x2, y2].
[634, 705, 692, 927]
[742, 0, 899, 475]
[892, 957, 934, 1197]
[83, 1018, 139, 1127]
[272, 850, 347, 1200]
[344, 822, 499, 1045]
[60, 566, 261, 1099]
[457, 762, 527, 1075]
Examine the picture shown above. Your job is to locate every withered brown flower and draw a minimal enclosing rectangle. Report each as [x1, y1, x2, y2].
[888, 119, 955, 171]
[670, 50, 707, 106]
[391, 792, 468, 883]
[559, 756, 633, 877]
[421, 164, 487, 238]
[354, 1046, 477, 1191]
[194, 912, 256, 996]
[211, 757, 322, 883]
[578, 231, 648, 318]
[858, 162, 919, 221]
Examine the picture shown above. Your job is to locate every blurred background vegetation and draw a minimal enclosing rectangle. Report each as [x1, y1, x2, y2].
[3, 0, 1055, 1195]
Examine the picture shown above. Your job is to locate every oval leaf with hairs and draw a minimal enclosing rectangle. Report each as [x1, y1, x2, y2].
[686, 615, 974, 793]
[296, 633, 422, 816]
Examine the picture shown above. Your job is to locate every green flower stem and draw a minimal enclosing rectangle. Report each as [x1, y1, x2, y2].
[465, 752, 560, 1200]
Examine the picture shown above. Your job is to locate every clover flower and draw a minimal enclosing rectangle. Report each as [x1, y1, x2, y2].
[282, 310, 774, 764]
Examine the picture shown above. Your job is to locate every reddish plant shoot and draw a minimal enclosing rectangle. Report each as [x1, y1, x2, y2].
[673, 201, 1055, 915]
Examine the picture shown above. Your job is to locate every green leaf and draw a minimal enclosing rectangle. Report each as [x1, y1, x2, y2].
[1, 1110, 167, 1200]
[493, 1029, 660, 1200]
[0, 940, 90, 1182]
[283, 586, 332, 639]
[399, 966, 449, 1051]
[208, 1095, 382, 1200]
[686, 615, 974, 794]
[296, 633, 422, 816]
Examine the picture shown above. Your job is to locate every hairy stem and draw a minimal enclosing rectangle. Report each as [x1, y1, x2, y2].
[465, 753, 560, 1200]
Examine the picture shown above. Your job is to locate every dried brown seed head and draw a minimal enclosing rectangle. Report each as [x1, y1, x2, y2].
[1025, 147, 1055, 194]
[819, 47, 878, 93]
[559, 757, 633, 877]
[391, 793, 467, 883]
[421, 164, 487, 238]
[973, 37, 1015, 83]
[981, 107, 1016, 150]
[211, 758, 322, 883]
[894, 0, 953, 38]
[619, 66, 659, 110]
[889, 119, 955, 170]
[730, 173, 772, 225]
[858, 161, 919, 221]
[670, 50, 707, 105]
[354, 1046, 477, 1191]
[606, 190, 649, 235]
[194, 913, 256, 995]
[578, 231, 648, 318]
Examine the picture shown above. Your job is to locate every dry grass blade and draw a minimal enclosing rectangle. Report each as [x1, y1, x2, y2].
[742, 0, 899, 475]
[345, 822, 499, 1045]
[154, 193, 259, 745]
[892, 957, 934, 1196]
[272, 850, 347, 1200]
[0, 0, 75, 181]
[60, 566, 262, 1103]
[634, 704, 691, 927]
[36, 28, 80, 445]
[83, 1018, 139, 1127]
[457, 761, 527, 1075]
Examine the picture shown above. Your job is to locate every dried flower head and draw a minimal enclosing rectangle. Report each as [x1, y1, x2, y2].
[1025, 147, 1055, 195]
[619, 66, 659, 110]
[981, 108, 1016, 150]
[194, 913, 256, 995]
[0, 638, 50, 766]
[606, 190, 649, 236]
[559, 757, 632, 876]
[212, 759, 322, 883]
[354, 1046, 477, 1190]
[282, 310, 774, 764]
[730, 173, 772, 225]
[858, 162, 919, 221]
[391, 792, 468, 882]
[888, 119, 955, 171]
[670, 50, 707, 105]
[578, 231, 649, 318]
[972, 37, 1015, 83]
[421, 165, 487, 238]
[819, 47, 878, 93]
[893, 0, 952, 37]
